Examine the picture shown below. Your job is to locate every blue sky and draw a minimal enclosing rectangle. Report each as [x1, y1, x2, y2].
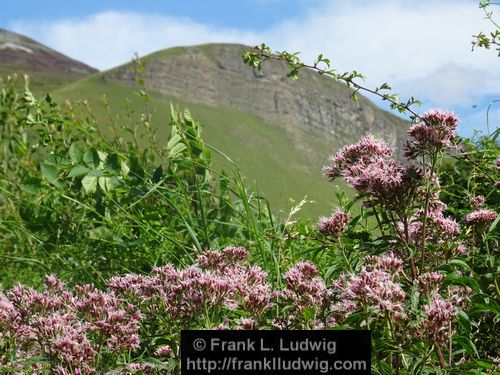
[1, 0, 498, 137]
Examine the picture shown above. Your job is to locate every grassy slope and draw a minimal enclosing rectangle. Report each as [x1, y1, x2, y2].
[53, 75, 348, 220]
[0, 63, 88, 94]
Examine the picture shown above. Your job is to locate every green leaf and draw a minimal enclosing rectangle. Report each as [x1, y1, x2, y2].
[69, 143, 83, 163]
[446, 259, 473, 272]
[97, 150, 108, 162]
[98, 176, 121, 192]
[121, 160, 130, 175]
[40, 163, 61, 187]
[68, 165, 91, 178]
[410, 282, 420, 312]
[453, 336, 479, 357]
[81, 175, 97, 194]
[470, 303, 500, 316]
[457, 309, 471, 335]
[488, 214, 499, 233]
[83, 148, 100, 169]
[302, 307, 315, 321]
[444, 274, 482, 293]
[168, 142, 187, 159]
[88, 226, 123, 243]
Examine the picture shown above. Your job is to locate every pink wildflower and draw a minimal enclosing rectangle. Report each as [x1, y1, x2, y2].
[366, 253, 403, 276]
[323, 134, 394, 180]
[237, 317, 259, 330]
[333, 260, 406, 321]
[282, 262, 329, 310]
[417, 296, 457, 343]
[154, 345, 172, 357]
[318, 209, 349, 238]
[464, 209, 497, 226]
[405, 109, 458, 158]
[470, 195, 485, 209]
[417, 272, 444, 294]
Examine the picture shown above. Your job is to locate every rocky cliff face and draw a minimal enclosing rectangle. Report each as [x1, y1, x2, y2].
[0, 29, 97, 75]
[105, 44, 409, 153]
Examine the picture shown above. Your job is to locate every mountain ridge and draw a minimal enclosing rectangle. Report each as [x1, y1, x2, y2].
[0, 28, 97, 74]
[0, 30, 411, 216]
[102, 43, 409, 155]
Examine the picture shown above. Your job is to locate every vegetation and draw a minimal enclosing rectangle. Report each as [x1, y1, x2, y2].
[0, 3, 498, 374]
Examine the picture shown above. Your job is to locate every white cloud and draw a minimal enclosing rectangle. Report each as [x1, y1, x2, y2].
[10, 11, 260, 70]
[9, 0, 500, 128]
[262, 0, 499, 109]
[398, 64, 499, 107]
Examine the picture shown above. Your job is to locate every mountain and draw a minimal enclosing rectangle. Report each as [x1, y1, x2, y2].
[69, 44, 407, 217]
[104, 44, 408, 153]
[0, 31, 409, 217]
[0, 29, 97, 92]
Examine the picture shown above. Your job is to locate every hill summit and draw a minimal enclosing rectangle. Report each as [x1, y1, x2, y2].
[0, 28, 97, 75]
[104, 43, 408, 154]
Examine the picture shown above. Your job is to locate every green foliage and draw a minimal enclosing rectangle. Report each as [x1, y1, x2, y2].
[0, 75, 292, 288]
[1, 6, 499, 370]
[472, 1, 500, 56]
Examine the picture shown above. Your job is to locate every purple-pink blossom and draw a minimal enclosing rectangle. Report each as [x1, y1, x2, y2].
[282, 262, 330, 311]
[405, 109, 458, 158]
[323, 134, 394, 180]
[318, 209, 349, 238]
[417, 272, 444, 294]
[416, 296, 457, 343]
[464, 209, 497, 226]
[470, 195, 485, 209]
[333, 264, 406, 321]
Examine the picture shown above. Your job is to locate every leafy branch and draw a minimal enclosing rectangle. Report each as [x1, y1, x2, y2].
[242, 43, 422, 121]
[472, 1, 500, 56]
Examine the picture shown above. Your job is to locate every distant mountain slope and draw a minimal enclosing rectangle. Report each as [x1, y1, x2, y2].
[0, 29, 97, 92]
[104, 44, 409, 154]
[54, 44, 410, 218]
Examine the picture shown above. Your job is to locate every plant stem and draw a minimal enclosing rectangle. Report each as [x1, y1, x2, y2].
[419, 153, 438, 274]
[484, 233, 500, 296]
[434, 342, 446, 368]
[372, 205, 386, 236]
[338, 239, 354, 273]
[254, 52, 422, 120]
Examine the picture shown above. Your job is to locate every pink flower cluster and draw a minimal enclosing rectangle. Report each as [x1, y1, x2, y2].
[108, 246, 273, 327]
[323, 134, 421, 211]
[323, 134, 394, 180]
[333, 254, 406, 321]
[416, 296, 457, 343]
[318, 209, 349, 238]
[276, 262, 333, 329]
[470, 195, 485, 209]
[282, 262, 330, 310]
[0, 275, 141, 374]
[463, 209, 498, 226]
[413, 271, 469, 344]
[405, 109, 458, 159]
[417, 272, 444, 294]
[402, 201, 460, 247]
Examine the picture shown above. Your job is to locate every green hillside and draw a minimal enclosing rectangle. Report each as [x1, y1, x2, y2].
[1, 37, 409, 219]
[49, 43, 410, 219]
[0, 28, 97, 94]
[53, 74, 345, 219]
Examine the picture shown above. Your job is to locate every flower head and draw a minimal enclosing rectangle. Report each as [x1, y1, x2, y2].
[470, 195, 485, 209]
[318, 209, 349, 238]
[323, 134, 394, 180]
[464, 209, 497, 226]
[405, 109, 458, 158]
